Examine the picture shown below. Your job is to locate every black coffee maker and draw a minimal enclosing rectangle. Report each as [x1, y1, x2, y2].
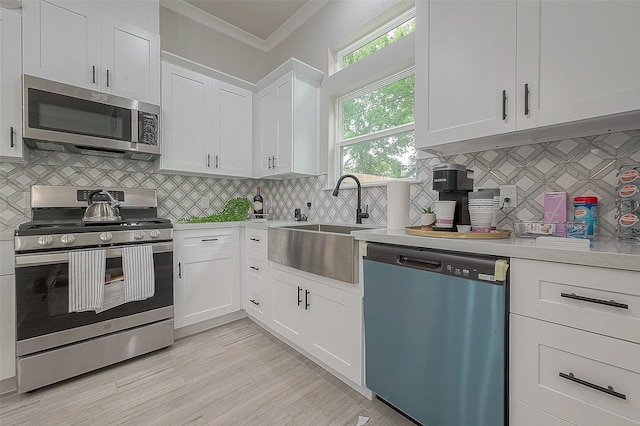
[432, 162, 473, 227]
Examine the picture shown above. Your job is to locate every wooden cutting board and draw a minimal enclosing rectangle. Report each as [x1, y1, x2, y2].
[405, 226, 512, 239]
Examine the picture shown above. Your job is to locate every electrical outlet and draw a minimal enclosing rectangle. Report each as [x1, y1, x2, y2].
[499, 185, 517, 208]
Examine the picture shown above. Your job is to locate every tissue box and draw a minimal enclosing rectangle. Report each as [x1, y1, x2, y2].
[544, 192, 567, 235]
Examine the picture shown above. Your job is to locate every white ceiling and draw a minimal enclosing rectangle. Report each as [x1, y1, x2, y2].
[184, 0, 309, 41]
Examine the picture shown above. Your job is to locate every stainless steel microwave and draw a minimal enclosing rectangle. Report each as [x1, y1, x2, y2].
[23, 75, 160, 160]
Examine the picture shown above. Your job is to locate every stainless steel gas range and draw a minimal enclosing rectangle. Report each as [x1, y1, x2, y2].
[14, 185, 174, 393]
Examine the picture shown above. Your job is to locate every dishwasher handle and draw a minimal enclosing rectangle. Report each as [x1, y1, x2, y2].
[397, 255, 442, 271]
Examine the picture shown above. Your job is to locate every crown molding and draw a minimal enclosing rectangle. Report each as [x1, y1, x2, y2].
[265, 0, 329, 51]
[160, 0, 268, 51]
[160, 0, 328, 53]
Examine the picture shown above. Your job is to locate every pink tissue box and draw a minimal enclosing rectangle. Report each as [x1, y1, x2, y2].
[544, 192, 567, 236]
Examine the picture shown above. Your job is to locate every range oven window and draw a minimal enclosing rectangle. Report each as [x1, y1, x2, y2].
[15, 251, 173, 341]
[27, 88, 132, 141]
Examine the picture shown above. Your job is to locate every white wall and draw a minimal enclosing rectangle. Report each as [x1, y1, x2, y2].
[267, 0, 406, 76]
[160, 7, 268, 83]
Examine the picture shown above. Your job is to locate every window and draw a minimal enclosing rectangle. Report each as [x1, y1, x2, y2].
[338, 11, 415, 71]
[337, 70, 415, 183]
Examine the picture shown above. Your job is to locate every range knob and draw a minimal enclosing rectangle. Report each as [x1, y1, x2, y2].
[99, 232, 113, 242]
[149, 230, 160, 239]
[134, 230, 145, 240]
[37, 235, 54, 247]
[60, 234, 75, 245]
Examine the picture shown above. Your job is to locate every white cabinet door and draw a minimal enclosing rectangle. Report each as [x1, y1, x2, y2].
[158, 63, 211, 174]
[22, 0, 99, 89]
[257, 84, 278, 176]
[517, 0, 640, 130]
[174, 249, 239, 329]
[0, 7, 25, 162]
[212, 80, 252, 177]
[419, 0, 516, 148]
[305, 279, 362, 384]
[269, 268, 306, 348]
[273, 72, 293, 175]
[0, 274, 15, 381]
[100, 17, 160, 104]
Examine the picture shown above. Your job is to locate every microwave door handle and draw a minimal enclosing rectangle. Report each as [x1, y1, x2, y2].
[131, 110, 138, 143]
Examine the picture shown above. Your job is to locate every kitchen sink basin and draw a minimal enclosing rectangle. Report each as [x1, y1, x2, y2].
[268, 223, 376, 283]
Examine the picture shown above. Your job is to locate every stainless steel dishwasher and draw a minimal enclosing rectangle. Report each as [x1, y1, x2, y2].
[363, 243, 509, 426]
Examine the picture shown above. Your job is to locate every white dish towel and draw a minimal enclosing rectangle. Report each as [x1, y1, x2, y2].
[122, 245, 155, 302]
[68, 249, 106, 312]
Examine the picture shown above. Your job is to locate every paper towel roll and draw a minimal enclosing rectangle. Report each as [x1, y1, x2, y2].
[387, 181, 410, 229]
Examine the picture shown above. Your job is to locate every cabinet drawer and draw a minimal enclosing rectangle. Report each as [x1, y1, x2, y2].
[511, 259, 640, 344]
[510, 397, 576, 426]
[510, 314, 640, 426]
[245, 282, 266, 321]
[244, 228, 267, 252]
[175, 228, 238, 254]
[245, 249, 267, 289]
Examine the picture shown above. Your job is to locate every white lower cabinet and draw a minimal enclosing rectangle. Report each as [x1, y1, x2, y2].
[510, 314, 640, 426]
[0, 239, 15, 382]
[510, 397, 577, 426]
[509, 259, 640, 426]
[173, 228, 240, 329]
[268, 266, 362, 384]
[242, 227, 268, 324]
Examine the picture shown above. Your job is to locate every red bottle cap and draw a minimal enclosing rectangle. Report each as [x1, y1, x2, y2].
[574, 196, 598, 203]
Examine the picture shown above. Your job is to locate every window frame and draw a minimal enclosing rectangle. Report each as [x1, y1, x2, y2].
[336, 9, 416, 72]
[335, 67, 416, 184]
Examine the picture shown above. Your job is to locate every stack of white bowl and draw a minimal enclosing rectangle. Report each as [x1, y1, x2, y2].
[468, 191, 498, 232]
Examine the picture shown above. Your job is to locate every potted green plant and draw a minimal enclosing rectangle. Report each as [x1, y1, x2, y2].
[421, 207, 436, 227]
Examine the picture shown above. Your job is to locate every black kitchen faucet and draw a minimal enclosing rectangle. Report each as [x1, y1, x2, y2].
[332, 174, 369, 224]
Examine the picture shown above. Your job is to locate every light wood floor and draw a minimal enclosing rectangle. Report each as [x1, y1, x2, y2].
[0, 318, 415, 425]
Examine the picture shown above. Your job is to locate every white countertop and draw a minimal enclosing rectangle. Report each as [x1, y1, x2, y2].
[351, 228, 640, 272]
[172, 219, 301, 231]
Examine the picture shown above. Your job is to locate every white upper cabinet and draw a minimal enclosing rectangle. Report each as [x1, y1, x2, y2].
[0, 7, 27, 163]
[22, 0, 160, 104]
[419, 0, 516, 146]
[416, 0, 640, 151]
[254, 60, 323, 178]
[516, 0, 640, 130]
[158, 62, 211, 174]
[157, 61, 253, 178]
[212, 80, 253, 177]
[100, 17, 160, 104]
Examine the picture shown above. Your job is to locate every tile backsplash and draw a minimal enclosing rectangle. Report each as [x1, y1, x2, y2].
[1, 130, 639, 237]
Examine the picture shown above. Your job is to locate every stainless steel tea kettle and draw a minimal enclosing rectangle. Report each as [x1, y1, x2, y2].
[83, 189, 121, 222]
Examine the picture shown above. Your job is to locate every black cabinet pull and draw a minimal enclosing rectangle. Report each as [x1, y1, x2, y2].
[215, 155, 219, 168]
[268, 156, 272, 169]
[272, 156, 276, 168]
[178, 262, 182, 279]
[250, 299, 260, 306]
[559, 372, 626, 400]
[560, 292, 628, 309]
[249, 266, 260, 271]
[305, 289, 310, 310]
[297, 286, 302, 306]
[92, 65, 96, 84]
[201, 238, 218, 242]
[207, 154, 211, 167]
[106, 69, 110, 87]
[502, 90, 507, 120]
[524, 83, 530, 116]
[249, 238, 260, 242]
[10, 126, 15, 148]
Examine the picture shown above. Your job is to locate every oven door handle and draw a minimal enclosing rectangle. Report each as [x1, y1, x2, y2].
[15, 243, 173, 267]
